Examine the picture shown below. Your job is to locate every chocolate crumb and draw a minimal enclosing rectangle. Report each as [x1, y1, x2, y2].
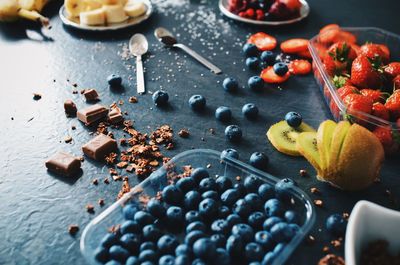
[314, 199, 324, 207]
[318, 254, 345, 265]
[98, 199, 105, 206]
[311, 187, 321, 194]
[128, 96, 138, 103]
[71, 125, 76, 130]
[64, 136, 73, 143]
[104, 178, 110, 184]
[322, 246, 330, 253]
[113, 175, 122, 181]
[330, 239, 341, 248]
[68, 225, 79, 236]
[178, 128, 190, 138]
[299, 169, 308, 177]
[92, 178, 98, 185]
[86, 204, 95, 214]
[33, 93, 42, 100]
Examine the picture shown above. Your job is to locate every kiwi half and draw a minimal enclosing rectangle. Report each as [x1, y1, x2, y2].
[296, 132, 322, 175]
[327, 121, 351, 176]
[317, 120, 337, 173]
[267, 120, 316, 156]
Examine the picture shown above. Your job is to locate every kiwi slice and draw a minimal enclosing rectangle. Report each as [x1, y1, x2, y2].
[267, 120, 316, 156]
[296, 132, 322, 175]
[328, 121, 351, 172]
[317, 120, 337, 173]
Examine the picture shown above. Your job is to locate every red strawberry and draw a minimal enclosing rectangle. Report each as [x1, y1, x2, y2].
[328, 41, 357, 62]
[343, 94, 373, 114]
[384, 62, 400, 80]
[335, 31, 357, 44]
[269, 1, 292, 19]
[385, 90, 400, 120]
[377, 44, 390, 61]
[279, 0, 302, 10]
[393, 75, 400, 90]
[322, 54, 337, 76]
[337, 85, 359, 99]
[245, 8, 255, 18]
[360, 89, 384, 103]
[247, 32, 277, 51]
[359, 43, 389, 63]
[255, 9, 265, 20]
[350, 55, 383, 89]
[372, 102, 390, 121]
[260, 66, 291, 84]
[319, 24, 340, 44]
[372, 127, 399, 154]
[288, 59, 312, 75]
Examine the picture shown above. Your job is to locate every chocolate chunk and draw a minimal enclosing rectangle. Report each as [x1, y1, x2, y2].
[77, 104, 108, 125]
[45, 151, 81, 177]
[83, 89, 99, 101]
[108, 108, 124, 124]
[64, 99, 77, 116]
[82, 134, 118, 161]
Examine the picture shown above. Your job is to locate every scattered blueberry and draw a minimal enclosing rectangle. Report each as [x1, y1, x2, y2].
[249, 152, 269, 170]
[218, 205, 231, 219]
[326, 214, 347, 236]
[244, 193, 263, 211]
[232, 199, 252, 218]
[260, 51, 275, 66]
[243, 43, 259, 57]
[109, 245, 130, 262]
[232, 223, 254, 243]
[225, 125, 242, 142]
[246, 57, 260, 70]
[264, 199, 285, 218]
[273, 62, 288, 76]
[166, 206, 184, 227]
[226, 213, 242, 228]
[248, 76, 264, 92]
[107, 74, 122, 87]
[222, 77, 239, 93]
[285, 111, 302, 128]
[275, 178, 297, 203]
[215, 106, 232, 122]
[193, 238, 217, 260]
[152, 90, 169, 106]
[189, 95, 206, 111]
[242, 103, 259, 120]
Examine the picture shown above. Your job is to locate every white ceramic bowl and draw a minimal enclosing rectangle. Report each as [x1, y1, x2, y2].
[345, 200, 400, 265]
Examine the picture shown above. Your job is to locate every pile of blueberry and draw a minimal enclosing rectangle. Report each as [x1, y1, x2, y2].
[94, 167, 303, 265]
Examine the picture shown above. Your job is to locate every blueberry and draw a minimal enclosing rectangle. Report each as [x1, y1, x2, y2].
[284, 210, 299, 224]
[234, 183, 247, 196]
[105, 261, 122, 265]
[107, 74, 122, 87]
[138, 249, 158, 263]
[248, 76, 264, 92]
[273, 62, 288, 76]
[215, 106, 232, 122]
[246, 57, 260, 70]
[284, 111, 302, 128]
[224, 125, 242, 142]
[262, 251, 276, 265]
[152, 90, 169, 106]
[273, 242, 286, 254]
[226, 234, 244, 257]
[255, 231, 274, 251]
[218, 205, 231, 219]
[185, 210, 203, 223]
[94, 247, 109, 263]
[186, 221, 207, 233]
[101, 233, 119, 248]
[222, 77, 239, 93]
[140, 262, 154, 265]
[126, 256, 139, 265]
[142, 224, 162, 242]
[193, 238, 217, 260]
[275, 178, 297, 203]
[210, 234, 226, 248]
[243, 43, 259, 57]
[220, 148, 239, 160]
[214, 248, 231, 265]
[244, 175, 263, 193]
[258, 183, 274, 202]
[263, 216, 283, 231]
[326, 214, 347, 236]
[242, 103, 259, 120]
[221, 188, 240, 206]
[134, 211, 155, 227]
[176, 177, 196, 193]
[184, 191, 202, 210]
[192, 259, 206, 265]
[159, 255, 175, 265]
[211, 219, 230, 235]
[226, 213, 242, 228]
[244, 193, 263, 211]
[245, 242, 263, 262]
[122, 204, 140, 220]
[264, 199, 285, 217]
[248, 211, 265, 230]
[199, 178, 217, 192]
[146, 199, 166, 219]
[233, 199, 252, 218]
[109, 245, 130, 262]
[190, 168, 209, 184]
[175, 255, 191, 265]
[270, 222, 297, 242]
[119, 233, 140, 254]
[166, 206, 184, 227]
[162, 185, 183, 205]
[232, 223, 254, 243]
[185, 231, 206, 246]
[175, 244, 193, 257]
[260, 51, 275, 66]
[201, 190, 219, 201]
[198, 198, 218, 218]
[140, 242, 156, 252]
[249, 152, 269, 170]
[157, 235, 178, 254]
[189, 95, 206, 111]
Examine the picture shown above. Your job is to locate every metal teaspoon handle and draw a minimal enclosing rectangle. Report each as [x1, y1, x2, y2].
[136, 55, 145, 94]
[173, 43, 222, 74]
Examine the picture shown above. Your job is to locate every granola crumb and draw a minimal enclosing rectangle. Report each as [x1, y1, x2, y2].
[322, 246, 330, 253]
[128, 96, 138, 103]
[98, 199, 105, 206]
[314, 199, 324, 207]
[330, 239, 341, 248]
[317, 254, 345, 265]
[68, 225, 79, 236]
[86, 204, 95, 214]
[33, 93, 42, 100]
[64, 136, 73, 143]
[342, 212, 349, 220]
[92, 178, 98, 185]
[236, 176, 241, 181]
[104, 178, 110, 184]
[311, 187, 321, 194]
[299, 169, 308, 177]
[178, 128, 190, 138]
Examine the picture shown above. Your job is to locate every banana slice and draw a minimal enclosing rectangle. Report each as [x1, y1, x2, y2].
[103, 4, 127, 23]
[65, 0, 102, 18]
[79, 8, 105, 25]
[124, 1, 147, 17]
[18, 0, 36, 10]
[102, 0, 127, 5]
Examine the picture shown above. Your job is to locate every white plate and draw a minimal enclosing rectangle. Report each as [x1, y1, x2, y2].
[59, 0, 153, 31]
[218, 0, 310, 26]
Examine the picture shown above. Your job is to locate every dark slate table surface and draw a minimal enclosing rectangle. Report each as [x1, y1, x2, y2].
[1, 0, 400, 264]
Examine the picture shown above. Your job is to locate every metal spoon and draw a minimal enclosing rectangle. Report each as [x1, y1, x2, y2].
[154, 27, 222, 75]
[129, 33, 148, 94]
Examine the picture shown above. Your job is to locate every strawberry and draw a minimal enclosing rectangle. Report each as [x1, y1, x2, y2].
[260, 66, 291, 84]
[350, 55, 383, 89]
[372, 127, 399, 154]
[328, 41, 357, 62]
[247, 32, 277, 51]
[319, 24, 340, 44]
[332, 75, 353, 88]
[343, 93, 373, 114]
[280, 38, 309, 54]
[372, 102, 390, 121]
[360, 89, 384, 103]
[323, 54, 337, 76]
[359, 43, 389, 64]
[377, 44, 390, 61]
[279, 0, 302, 10]
[255, 9, 265, 20]
[393, 75, 400, 90]
[335, 31, 357, 44]
[385, 90, 400, 120]
[384, 62, 400, 80]
[337, 85, 359, 99]
[297, 49, 312, 59]
[269, 1, 293, 20]
[288, 59, 311, 75]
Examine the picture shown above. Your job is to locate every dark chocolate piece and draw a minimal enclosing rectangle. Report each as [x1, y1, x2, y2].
[77, 104, 108, 125]
[64, 100, 77, 116]
[45, 151, 81, 177]
[83, 89, 99, 101]
[82, 134, 118, 161]
[108, 108, 124, 124]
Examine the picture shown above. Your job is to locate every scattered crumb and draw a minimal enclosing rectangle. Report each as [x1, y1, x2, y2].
[299, 169, 308, 177]
[64, 136, 72, 143]
[68, 225, 79, 236]
[92, 178, 98, 185]
[178, 128, 190, 138]
[128, 96, 138, 103]
[310, 187, 321, 194]
[33, 93, 42, 100]
[236, 176, 241, 181]
[330, 239, 342, 248]
[307, 235, 315, 244]
[98, 199, 105, 206]
[322, 246, 330, 253]
[86, 204, 95, 214]
[317, 254, 345, 265]
[314, 199, 324, 207]
[104, 177, 110, 184]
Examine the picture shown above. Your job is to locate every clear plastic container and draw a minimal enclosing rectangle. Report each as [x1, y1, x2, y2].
[80, 149, 316, 265]
[309, 27, 400, 151]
